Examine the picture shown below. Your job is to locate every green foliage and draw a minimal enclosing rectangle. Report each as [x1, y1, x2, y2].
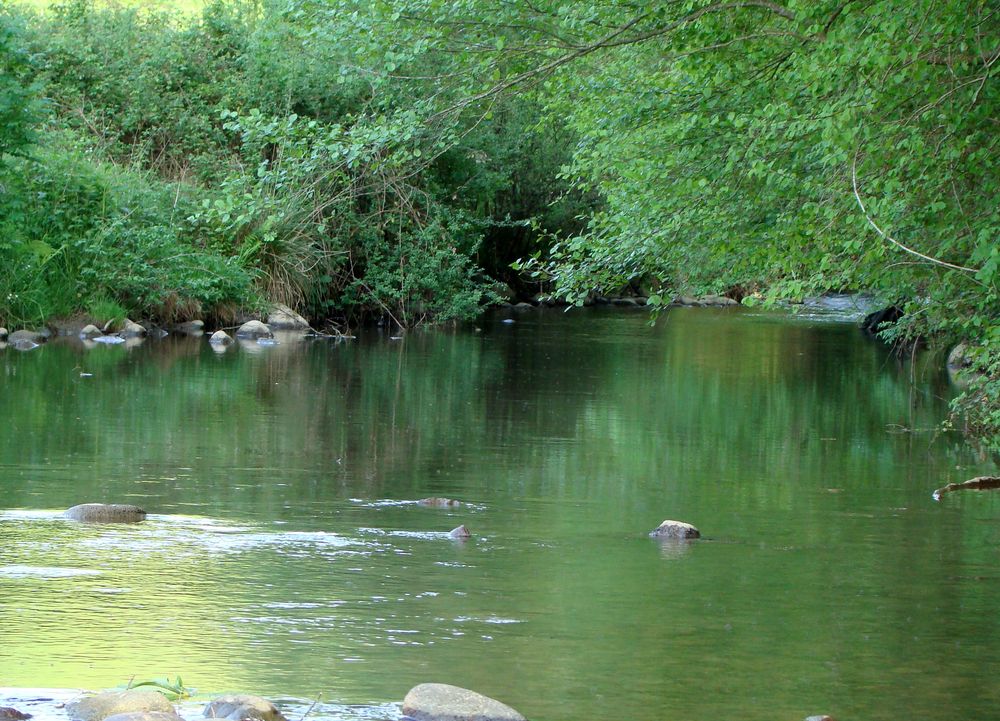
[125, 676, 194, 701]
[0, 9, 38, 160]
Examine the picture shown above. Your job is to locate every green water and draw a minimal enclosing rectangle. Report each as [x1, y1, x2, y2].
[1, 307, 998, 721]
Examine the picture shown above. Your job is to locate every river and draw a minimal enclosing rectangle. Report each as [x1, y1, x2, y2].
[1, 304, 998, 721]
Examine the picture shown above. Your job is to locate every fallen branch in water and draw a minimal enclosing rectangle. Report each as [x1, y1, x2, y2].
[932, 476, 1000, 501]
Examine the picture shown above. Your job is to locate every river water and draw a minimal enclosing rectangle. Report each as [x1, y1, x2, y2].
[1, 305, 998, 721]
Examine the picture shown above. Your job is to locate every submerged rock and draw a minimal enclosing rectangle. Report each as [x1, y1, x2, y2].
[448, 525, 471, 539]
[209, 330, 234, 346]
[203, 695, 287, 721]
[0, 707, 32, 720]
[9, 330, 47, 350]
[66, 691, 174, 721]
[649, 519, 700, 539]
[65, 503, 147, 523]
[235, 320, 273, 340]
[267, 303, 310, 330]
[418, 497, 462, 508]
[401, 683, 526, 721]
[173, 320, 205, 335]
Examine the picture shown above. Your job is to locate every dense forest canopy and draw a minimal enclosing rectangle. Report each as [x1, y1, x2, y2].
[0, 0, 997, 441]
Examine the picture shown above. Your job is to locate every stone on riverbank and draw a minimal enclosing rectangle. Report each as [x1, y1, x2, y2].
[235, 320, 273, 339]
[79, 324, 103, 339]
[203, 695, 287, 721]
[65, 503, 147, 523]
[9, 330, 47, 350]
[120, 319, 147, 338]
[401, 683, 526, 721]
[209, 330, 234, 346]
[449, 525, 471, 539]
[104, 713, 184, 721]
[649, 519, 700, 539]
[66, 691, 174, 721]
[173, 320, 205, 335]
[0, 707, 32, 720]
[267, 303, 310, 330]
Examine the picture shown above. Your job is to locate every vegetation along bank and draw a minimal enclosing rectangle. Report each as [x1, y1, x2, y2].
[0, 0, 996, 444]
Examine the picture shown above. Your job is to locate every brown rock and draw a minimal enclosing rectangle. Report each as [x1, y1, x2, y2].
[0, 707, 32, 720]
[449, 525, 471, 540]
[66, 691, 174, 721]
[418, 497, 462, 507]
[203, 695, 287, 721]
[65, 503, 147, 523]
[401, 683, 526, 721]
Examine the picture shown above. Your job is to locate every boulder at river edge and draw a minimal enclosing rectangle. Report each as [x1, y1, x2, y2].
[120, 319, 147, 338]
[209, 330, 234, 345]
[103, 713, 183, 721]
[79, 324, 103, 339]
[235, 320, 273, 339]
[64, 503, 147, 523]
[267, 303, 310, 330]
[66, 691, 175, 721]
[401, 683, 526, 721]
[9, 329, 46, 350]
[649, 519, 700, 539]
[203, 695, 287, 721]
[0, 707, 32, 720]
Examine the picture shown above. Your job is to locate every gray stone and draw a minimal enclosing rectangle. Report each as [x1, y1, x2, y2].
[9, 330, 47, 348]
[0, 707, 32, 720]
[65, 503, 147, 523]
[120, 319, 147, 338]
[947, 342, 974, 370]
[79, 324, 103, 339]
[103, 713, 183, 721]
[649, 519, 700, 539]
[173, 320, 205, 335]
[209, 330, 234, 346]
[0, 327, 7, 341]
[235, 320, 273, 339]
[267, 303, 310, 330]
[418, 497, 462, 508]
[203, 695, 287, 721]
[66, 691, 175, 721]
[672, 295, 701, 307]
[699, 294, 738, 307]
[448, 525, 471, 539]
[402, 683, 525, 721]
[804, 716, 836, 721]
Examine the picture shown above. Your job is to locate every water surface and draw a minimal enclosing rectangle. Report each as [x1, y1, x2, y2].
[1, 306, 997, 721]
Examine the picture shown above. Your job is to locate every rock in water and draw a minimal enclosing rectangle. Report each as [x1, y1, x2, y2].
[104, 713, 184, 721]
[0, 707, 32, 720]
[267, 303, 310, 330]
[209, 330, 234, 346]
[418, 497, 462, 507]
[401, 683, 526, 721]
[66, 691, 175, 721]
[448, 525, 471, 539]
[65, 503, 147, 523]
[120, 319, 147, 338]
[203, 695, 287, 721]
[79, 324, 103, 339]
[235, 320, 273, 340]
[649, 519, 700, 539]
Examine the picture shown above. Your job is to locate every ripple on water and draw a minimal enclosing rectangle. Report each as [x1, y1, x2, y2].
[0, 565, 102, 579]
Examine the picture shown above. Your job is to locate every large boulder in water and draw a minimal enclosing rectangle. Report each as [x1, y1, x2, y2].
[401, 684, 526, 721]
[203, 695, 287, 721]
[209, 330, 234, 346]
[66, 691, 175, 721]
[235, 320, 273, 340]
[649, 519, 700, 539]
[267, 303, 310, 330]
[65, 503, 147, 523]
[0, 708, 32, 720]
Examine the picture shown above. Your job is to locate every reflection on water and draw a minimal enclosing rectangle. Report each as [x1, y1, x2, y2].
[0, 307, 998, 721]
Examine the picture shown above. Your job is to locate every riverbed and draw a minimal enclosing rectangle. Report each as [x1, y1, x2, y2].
[1, 305, 998, 721]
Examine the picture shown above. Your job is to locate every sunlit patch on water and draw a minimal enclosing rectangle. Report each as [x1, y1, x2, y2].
[453, 615, 523, 624]
[0, 565, 101, 579]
